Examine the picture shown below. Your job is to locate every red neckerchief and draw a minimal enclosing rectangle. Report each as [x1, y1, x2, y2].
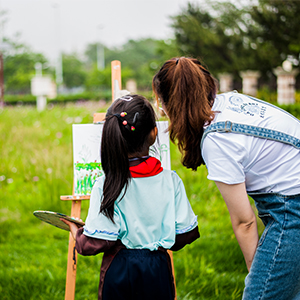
[129, 157, 163, 178]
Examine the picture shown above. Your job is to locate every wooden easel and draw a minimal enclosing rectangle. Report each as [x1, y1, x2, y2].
[61, 60, 176, 300]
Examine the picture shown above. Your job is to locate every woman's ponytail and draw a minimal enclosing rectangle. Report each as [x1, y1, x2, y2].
[153, 57, 217, 170]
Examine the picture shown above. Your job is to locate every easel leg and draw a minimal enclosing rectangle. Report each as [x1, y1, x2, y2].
[65, 200, 81, 300]
[168, 250, 177, 300]
[111, 60, 121, 101]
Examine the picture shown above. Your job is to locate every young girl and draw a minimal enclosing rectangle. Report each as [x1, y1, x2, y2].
[63, 94, 200, 300]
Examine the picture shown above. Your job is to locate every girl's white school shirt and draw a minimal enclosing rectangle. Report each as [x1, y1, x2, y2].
[201, 92, 300, 195]
[83, 167, 198, 251]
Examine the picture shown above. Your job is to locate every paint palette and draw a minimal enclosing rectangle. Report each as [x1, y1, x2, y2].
[33, 210, 85, 231]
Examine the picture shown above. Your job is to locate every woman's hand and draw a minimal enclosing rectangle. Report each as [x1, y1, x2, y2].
[61, 219, 80, 241]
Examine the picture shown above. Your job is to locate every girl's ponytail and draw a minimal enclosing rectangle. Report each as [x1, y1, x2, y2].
[100, 115, 130, 223]
[100, 95, 157, 222]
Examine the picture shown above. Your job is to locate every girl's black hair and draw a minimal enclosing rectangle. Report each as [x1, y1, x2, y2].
[100, 94, 157, 222]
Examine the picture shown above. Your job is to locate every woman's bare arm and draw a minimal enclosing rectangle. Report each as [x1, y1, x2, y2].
[215, 181, 259, 271]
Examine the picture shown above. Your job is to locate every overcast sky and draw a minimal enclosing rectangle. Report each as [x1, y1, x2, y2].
[0, 0, 250, 64]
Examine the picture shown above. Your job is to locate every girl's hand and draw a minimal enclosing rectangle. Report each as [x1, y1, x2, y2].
[61, 219, 79, 241]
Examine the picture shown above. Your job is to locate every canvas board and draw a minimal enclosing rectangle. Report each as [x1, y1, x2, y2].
[72, 121, 171, 195]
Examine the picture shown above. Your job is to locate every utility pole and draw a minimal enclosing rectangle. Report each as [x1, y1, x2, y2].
[97, 25, 105, 70]
[53, 3, 63, 92]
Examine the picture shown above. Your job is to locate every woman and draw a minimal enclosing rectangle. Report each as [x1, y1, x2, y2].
[152, 57, 300, 300]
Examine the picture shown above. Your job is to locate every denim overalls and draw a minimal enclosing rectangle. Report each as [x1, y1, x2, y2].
[202, 95, 300, 300]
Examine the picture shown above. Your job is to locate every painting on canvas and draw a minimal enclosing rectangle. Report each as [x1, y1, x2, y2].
[73, 121, 170, 195]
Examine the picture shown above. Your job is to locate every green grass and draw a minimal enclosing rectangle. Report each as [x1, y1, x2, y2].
[0, 103, 249, 299]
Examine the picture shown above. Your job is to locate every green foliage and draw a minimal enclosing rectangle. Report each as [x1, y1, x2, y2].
[92, 38, 163, 90]
[249, 0, 300, 65]
[84, 42, 104, 68]
[84, 65, 111, 90]
[4, 94, 36, 104]
[256, 86, 277, 103]
[4, 91, 112, 105]
[155, 39, 181, 64]
[84, 64, 133, 91]
[3, 1, 300, 95]
[3, 101, 297, 298]
[169, 0, 300, 80]
[4, 50, 48, 94]
[62, 53, 86, 88]
[255, 89, 300, 118]
[52, 91, 112, 102]
[0, 103, 248, 299]
[279, 103, 300, 119]
[171, 2, 252, 75]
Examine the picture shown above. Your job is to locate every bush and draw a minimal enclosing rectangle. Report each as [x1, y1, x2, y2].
[3, 89, 300, 120]
[256, 87, 277, 104]
[4, 90, 112, 105]
[279, 103, 300, 118]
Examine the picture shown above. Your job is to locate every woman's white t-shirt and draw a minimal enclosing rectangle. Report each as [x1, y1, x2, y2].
[201, 92, 300, 195]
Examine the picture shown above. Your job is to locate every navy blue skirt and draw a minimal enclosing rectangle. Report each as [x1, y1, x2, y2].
[102, 248, 174, 300]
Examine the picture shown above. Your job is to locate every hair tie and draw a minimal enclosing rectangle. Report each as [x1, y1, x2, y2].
[120, 95, 133, 101]
[175, 58, 179, 65]
[113, 113, 122, 121]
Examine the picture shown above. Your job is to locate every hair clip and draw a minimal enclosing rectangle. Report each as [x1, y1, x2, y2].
[120, 112, 127, 117]
[122, 120, 127, 125]
[131, 126, 135, 131]
[120, 95, 133, 101]
[132, 112, 139, 124]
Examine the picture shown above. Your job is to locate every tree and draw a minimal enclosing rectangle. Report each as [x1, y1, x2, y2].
[84, 42, 108, 70]
[62, 53, 86, 88]
[154, 39, 181, 65]
[107, 38, 163, 89]
[248, 0, 300, 67]
[84, 64, 133, 91]
[3, 39, 49, 94]
[170, 2, 254, 76]
[170, 0, 300, 81]
[84, 65, 112, 91]
[85, 38, 163, 90]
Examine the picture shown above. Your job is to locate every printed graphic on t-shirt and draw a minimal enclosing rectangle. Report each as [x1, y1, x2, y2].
[227, 95, 267, 118]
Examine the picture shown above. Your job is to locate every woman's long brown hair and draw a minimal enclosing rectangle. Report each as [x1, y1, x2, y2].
[152, 57, 217, 170]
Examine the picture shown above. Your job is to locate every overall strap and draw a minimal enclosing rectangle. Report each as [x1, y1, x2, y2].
[201, 121, 300, 150]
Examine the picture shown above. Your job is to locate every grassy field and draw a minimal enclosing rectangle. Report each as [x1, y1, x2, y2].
[0, 102, 254, 300]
